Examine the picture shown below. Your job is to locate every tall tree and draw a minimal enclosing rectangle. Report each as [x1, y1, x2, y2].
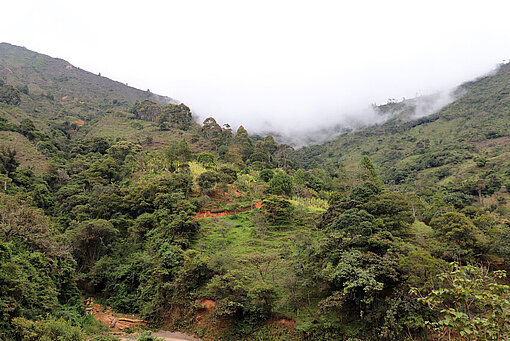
[233, 126, 254, 161]
[0, 147, 18, 191]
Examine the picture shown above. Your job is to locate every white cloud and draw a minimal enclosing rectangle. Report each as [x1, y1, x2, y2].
[1, 0, 510, 144]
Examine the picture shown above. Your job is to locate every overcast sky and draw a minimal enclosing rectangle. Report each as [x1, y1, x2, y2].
[2, 0, 510, 136]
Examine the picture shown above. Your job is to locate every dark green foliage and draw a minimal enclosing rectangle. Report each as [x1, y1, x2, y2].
[19, 119, 38, 140]
[12, 316, 86, 341]
[207, 269, 276, 334]
[0, 42, 509, 341]
[0, 195, 81, 338]
[131, 100, 162, 122]
[0, 146, 18, 191]
[160, 103, 193, 131]
[364, 192, 414, 233]
[69, 219, 118, 271]
[259, 169, 274, 182]
[268, 171, 293, 196]
[164, 139, 192, 171]
[107, 141, 142, 163]
[217, 166, 237, 184]
[233, 126, 254, 161]
[0, 84, 21, 105]
[262, 195, 294, 225]
[430, 212, 487, 261]
[197, 152, 215, 168]
[197, 171, 219, 195]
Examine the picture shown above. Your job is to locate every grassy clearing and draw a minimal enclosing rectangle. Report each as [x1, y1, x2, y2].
[195, 212, 311, 258]
[290, 196, 328, 213]
[409, 220, 434, 249]
[0, 131, 49, 175]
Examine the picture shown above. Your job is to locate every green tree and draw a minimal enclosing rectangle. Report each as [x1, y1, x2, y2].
[164, 139, 192, 171]
[201, 117, 224, 148]
[197, 152, 215, 168]
[161, 103, 193, 130]
[259, 169, 274, 182]
[233, 126, 254, 161]
[0, 85, 21, 105]
[262, 195, 294, 225]
[131, 99, 162, 122]
[430, 212, 487, 261]
[197, 171, 219, 195]
[359, 155, 383, 188]
[268, 171, 293, 196]
[19, 119, 38, 140]
[0, 147, 18, 191]
[69, 219, 118, 271]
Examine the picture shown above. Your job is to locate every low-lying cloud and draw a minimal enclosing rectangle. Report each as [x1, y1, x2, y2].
[181, 81, 461, 148]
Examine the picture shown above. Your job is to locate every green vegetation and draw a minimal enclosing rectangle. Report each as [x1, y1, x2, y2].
[0, 43, 510, 340]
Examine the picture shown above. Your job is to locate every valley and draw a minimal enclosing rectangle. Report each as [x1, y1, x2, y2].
[0, 43, 509, 341]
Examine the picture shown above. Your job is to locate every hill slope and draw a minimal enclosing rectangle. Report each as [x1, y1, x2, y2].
[295, 62, 510, 192]
[0, 42, 175, 117]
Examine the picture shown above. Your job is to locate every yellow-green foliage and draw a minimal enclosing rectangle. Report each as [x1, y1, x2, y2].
[290, 196, 329, 213]
[84, 113, 154, 139]
[189, 161, 208, 180]
[132, 152, 172, 183]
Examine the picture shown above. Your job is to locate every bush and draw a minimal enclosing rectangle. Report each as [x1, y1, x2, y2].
[413, 263, 510, 340]
[12, 316, 86, 341]
[268, 171, 293, 196]
[0, 85, 21, 105]
[259, 169, 274, 182]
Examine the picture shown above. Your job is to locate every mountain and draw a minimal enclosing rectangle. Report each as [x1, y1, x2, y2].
[0, 42, 175, 112]
[0, 43, 219, 173]
[1, 43, 510, 341]
[295, 62, 510, 193]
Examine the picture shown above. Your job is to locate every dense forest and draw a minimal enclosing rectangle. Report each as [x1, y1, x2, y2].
[0, 43, 509, 340]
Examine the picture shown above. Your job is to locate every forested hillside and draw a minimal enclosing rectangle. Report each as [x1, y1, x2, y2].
[296, 63, 510, 195]
[0, 44, 509, 341]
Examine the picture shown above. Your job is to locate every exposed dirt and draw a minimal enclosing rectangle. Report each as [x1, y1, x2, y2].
[85, 297, 201, 340]
[84, 297, 146, 331]
[200, 299, 216, 310]
[73, 119, 85, 127]
[269, 318, 297, 328]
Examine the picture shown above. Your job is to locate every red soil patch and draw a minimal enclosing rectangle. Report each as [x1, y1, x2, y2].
[200, 299, 216, 310]
[73, 119, 85, 127]
[195, 299, 217, 330]
[267, 318, 297, 328]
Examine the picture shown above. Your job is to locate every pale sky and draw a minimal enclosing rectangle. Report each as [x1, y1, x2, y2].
[2, 0, 510, 137]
